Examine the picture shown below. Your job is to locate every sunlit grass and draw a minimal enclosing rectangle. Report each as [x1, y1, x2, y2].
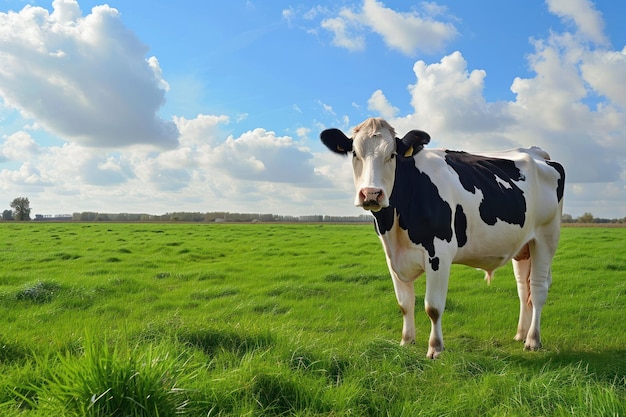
[0, 222, 624, 416]
[17, 334, 197, 417]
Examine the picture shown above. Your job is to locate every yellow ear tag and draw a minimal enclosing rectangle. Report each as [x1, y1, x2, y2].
[403, 146, 414, 158]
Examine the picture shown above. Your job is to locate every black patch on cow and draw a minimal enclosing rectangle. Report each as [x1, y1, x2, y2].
[373, 158, 453, 270]
[444, 151, 526, 227]
[374, 206, 395, 236]
[429, 257, 440, 271]
[454, 204, 468, 248]
[546, 161, 566, 202]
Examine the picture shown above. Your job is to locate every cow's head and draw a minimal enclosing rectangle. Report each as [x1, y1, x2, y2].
[321, 117, 430, 212]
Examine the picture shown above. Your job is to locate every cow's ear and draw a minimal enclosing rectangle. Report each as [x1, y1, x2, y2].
[321, 128, 353, 155]
[397, 130, 431, 157]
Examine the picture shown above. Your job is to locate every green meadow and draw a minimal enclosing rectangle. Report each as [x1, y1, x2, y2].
[0, 222, 624, 416]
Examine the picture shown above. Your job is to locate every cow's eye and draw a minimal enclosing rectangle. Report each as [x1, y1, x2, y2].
[352, 151, 357, 158]
[389, 153, 397, 160]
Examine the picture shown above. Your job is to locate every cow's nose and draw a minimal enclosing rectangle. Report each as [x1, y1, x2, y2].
[360, 188, 384, 204]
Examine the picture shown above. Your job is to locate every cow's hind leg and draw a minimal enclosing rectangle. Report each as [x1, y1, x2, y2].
[525, 224, 559, 351]
[512, 256, 532, 342]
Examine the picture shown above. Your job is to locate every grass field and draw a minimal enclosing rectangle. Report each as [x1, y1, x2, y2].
[0, 222, 624, 416]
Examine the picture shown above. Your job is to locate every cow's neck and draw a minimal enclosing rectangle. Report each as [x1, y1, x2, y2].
[372, 157, 454, 263]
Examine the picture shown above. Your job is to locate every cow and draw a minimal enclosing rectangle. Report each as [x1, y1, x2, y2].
[321, 117, 565, 358]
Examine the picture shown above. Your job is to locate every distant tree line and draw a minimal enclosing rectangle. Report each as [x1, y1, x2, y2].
[22, 211, 626, 224]
[39, 211, 373, 223]
[561, 212, 626, 224]
[2, 196, 625, 224]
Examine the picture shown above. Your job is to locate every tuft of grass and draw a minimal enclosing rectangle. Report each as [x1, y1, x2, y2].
[0, 335, 28, 363]
[15, 281, 61, 303]
[22, 334, 198, 417]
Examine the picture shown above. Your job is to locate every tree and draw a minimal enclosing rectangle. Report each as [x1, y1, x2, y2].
[577, 212, 594, 223]
[2, 209, 13, 221]
[10, 197, 31, 221]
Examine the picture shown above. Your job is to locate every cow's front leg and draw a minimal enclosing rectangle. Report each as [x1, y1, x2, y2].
[390, 271, 416, 345]
[425, 265, 450, 359]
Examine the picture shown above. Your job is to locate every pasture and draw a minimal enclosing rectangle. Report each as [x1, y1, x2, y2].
[0, 222, 624, 416]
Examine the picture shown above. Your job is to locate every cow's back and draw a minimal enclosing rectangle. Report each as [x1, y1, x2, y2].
[388, 147, 564, 271]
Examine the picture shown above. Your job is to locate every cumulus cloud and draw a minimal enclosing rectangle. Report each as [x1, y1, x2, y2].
[293, 0, 457, 55]
[546, 0, 607, 45]
[358, 0, 458, 55]
[208, 128, 322, 184]
[0, 0, 178, 148]
[367, 89, 399, 119]
[580, 47, 626, 109]
[174, 114, 230, 146]
[0, 162, 50, 187]
[39, 143, 134, 186]
[506, 29, 625, 183]
[389, 51, 513, 141]
[1, 131, 41, 161]
[320, 16, 365, 51]
[383, 45, 624, 184]
[0, 114, 338, 215]
[369, 4, 625, 207]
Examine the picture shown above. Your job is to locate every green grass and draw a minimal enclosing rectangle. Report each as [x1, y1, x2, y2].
[0, 222, 624, 416]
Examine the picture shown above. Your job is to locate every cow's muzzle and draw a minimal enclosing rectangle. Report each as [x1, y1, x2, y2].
[359, 188, 385, 211]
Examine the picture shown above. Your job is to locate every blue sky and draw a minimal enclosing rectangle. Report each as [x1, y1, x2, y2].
[1, 0, 625, 218]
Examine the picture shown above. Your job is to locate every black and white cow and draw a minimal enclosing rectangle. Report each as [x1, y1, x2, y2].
[321, 118, 565, 358]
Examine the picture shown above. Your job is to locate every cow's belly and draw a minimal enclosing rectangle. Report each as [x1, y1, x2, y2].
[377, 215, 530, 278]
[455, 255, 512, 271]
[453, 229, 530, 271]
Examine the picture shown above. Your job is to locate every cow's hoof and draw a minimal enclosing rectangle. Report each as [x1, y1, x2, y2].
[426, 347, 444, 359]
[524, 341, 542, 351]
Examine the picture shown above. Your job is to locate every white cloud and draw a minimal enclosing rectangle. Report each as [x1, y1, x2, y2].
[0, 110, 344, 215]
[580, 47, 626, 109]
[392, 51, 513, 140]
[174, 114, 230, 146]
[0, 162, 50, 187]
[367, 89, 398, 119]
[41, 143, 134, 186]
[510, 37, 589, 132]
[296, 127, 310, 138]
[317, 100, 336, 115]
[208, 128, 321, 184]
[546, 0, 607, 45]
[320, 16, 365, 51]
[319, 0, 457, 55]
[506, 29, 625, 184]
[359, 0, 457, 55]
[1, 131, 41, 161]
[384, 45, 625, 185]
[0, 0, 178, 148]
